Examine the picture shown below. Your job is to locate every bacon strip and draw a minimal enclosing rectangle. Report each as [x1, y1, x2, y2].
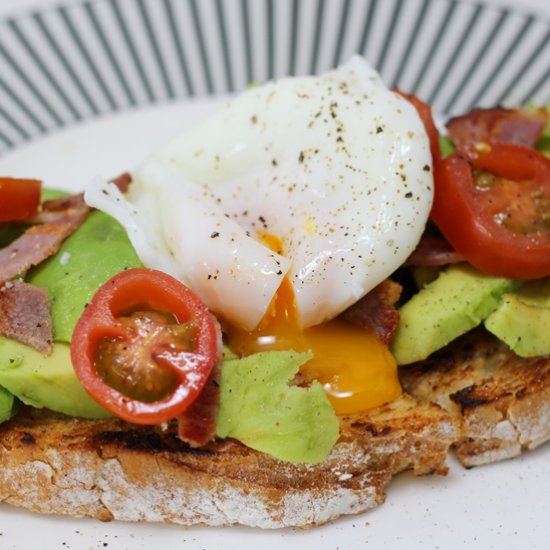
[111, 172, 132, 193]
[0, 193, 90, 353]
[341, 279, 402, 345]
[446, 107, 548, 153]
[0, 280, 53, 354]
[177, 360, 221, 447]
[0, 193, 90, 282]
[404, 237, 464, 267]
[27, 192, 90, 225]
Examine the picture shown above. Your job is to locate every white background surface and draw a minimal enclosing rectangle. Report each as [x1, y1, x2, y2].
[0, 1, 550, 549]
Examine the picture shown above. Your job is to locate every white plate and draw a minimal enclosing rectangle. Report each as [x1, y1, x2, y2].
[1, 93, 550, 550]
[0, 1, 549, 548]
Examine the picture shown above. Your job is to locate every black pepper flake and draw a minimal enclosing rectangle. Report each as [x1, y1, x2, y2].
[376, 126, 384, 134]
[405, 192, 413, 198]
[210, 231, 220, 238]
[298, 151, 305, 163]
[423, 164, 431, 172]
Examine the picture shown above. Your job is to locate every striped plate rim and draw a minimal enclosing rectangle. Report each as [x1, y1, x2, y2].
[0, 0, 548, 154]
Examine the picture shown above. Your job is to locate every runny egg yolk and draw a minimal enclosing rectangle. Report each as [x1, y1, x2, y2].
[225, 234, 402, 415]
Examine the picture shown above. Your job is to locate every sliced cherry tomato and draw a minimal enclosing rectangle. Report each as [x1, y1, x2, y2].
[71, 268, 221, 424]
[0, 177, 41, 222]
[430, 143, 550, 279]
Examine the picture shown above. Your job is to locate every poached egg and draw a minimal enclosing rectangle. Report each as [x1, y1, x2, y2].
[86, 56, 434, 414]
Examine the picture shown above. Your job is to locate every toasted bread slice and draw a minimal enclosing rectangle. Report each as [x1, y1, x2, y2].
[400, 328, 550, 467]
[0, 394, 456, 528]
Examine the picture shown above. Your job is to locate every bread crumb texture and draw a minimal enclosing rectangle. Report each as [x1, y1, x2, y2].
[0, 395, 457, 528]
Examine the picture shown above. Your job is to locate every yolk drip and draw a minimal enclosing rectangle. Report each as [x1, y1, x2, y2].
[225, 234, 402, 415]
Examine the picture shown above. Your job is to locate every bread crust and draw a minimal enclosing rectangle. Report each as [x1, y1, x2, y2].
[2, 328, 549, 526]
[0, 394, 457, 528]
[400, 328, 550, 467]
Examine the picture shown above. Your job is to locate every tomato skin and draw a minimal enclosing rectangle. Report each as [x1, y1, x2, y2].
[0, 177, 41, 222]
[430, 143, 550, 280]
[71, 268, 221, 424]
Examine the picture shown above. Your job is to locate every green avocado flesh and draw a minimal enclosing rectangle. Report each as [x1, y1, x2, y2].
[0, 385, 16, 422]
[28, 209, 142, 342]
[216, 350, 339, 464]
[485, 278, 550, 357]
[0, 337, 338, 462]
[0, 189, 339, 463]
[0, 337, 111, 418]
[0, 193, 138, 419]
[391, 264, 519, 365]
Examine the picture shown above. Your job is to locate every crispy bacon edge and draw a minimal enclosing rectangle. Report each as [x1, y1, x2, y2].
[446, 107, 548, 153]
[0, 193, 90, 352]
[404, 237, 464, 267]
[0, 193, 90, 282]
[111, 172, 132, 193]
[177, 360, 221, 447]
[0, 280, 53, 354]
[341, 279, 402, 346]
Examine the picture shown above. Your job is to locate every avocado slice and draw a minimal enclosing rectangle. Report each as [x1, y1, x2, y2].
[0, 337, 111, 419]
[391, 264, 519, 365]
[216, 350, 339, 464]
[485, 278, 550, 357]
[28, 209, 142, 342]
[0, 385, 16, 422]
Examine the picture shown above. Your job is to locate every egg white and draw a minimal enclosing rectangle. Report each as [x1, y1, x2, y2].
[86, 56, 433, 331]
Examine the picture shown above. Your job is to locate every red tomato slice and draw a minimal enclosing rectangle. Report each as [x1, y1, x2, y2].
[430, 143, 550, 279]
[0, 177, 41, 222]
[71, 268, 221, 424]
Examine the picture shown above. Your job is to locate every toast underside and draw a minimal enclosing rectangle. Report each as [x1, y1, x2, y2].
[1, 329, 549, 527]
[0, 394, 456, 528]
[400, 328, 550, 467]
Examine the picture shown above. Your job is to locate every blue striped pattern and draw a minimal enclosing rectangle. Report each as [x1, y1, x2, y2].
[0, 0, 548, 154]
